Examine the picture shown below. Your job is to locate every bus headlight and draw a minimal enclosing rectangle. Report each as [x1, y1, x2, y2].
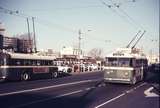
[107, 71, 110, 74]
[124, 72, 129, 76]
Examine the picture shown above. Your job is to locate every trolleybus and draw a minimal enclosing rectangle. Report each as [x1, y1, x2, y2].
[103, 48, 148, 84]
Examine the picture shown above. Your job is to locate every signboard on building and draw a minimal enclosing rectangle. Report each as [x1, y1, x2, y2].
[0, 35, 33, 53]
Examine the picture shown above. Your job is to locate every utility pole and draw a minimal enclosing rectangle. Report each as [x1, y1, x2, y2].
[0, 6, 37, 53]
[32, 17, 37, 53]
[78, 29, 82, 56]
[26, 18, 32, 53]
[26, 18, 30, 38]
[77, 29, 82, 73]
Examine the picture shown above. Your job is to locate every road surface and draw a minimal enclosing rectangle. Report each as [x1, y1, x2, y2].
[0, 71, 159, 108]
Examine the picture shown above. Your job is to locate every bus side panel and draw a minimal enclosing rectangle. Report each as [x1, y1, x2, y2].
[135, 68, 142, 82]
[7, 68, 32, 81]
[49, 67, 58, 73]
[143, 66, 148, 80]
[32, 67, 49, 74]
[0, 67, 8, 81]
[7, 68, 22, 80]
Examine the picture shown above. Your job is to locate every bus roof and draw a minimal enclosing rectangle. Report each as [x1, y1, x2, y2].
[8, 52, 56, 60]
[106, 48, 147, 59]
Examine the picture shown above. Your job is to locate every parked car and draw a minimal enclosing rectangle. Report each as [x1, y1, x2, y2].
[88, 64, 98, 71]
[58, 65, 72, 76]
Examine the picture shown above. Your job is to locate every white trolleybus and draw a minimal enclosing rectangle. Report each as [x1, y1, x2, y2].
[103, 48, 148, 84]
[0, 51, 59, 81]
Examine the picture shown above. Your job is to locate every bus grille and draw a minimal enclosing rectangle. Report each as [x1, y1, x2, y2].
[104, 69, 130, 79]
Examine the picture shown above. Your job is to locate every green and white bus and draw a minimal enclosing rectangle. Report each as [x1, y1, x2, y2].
[103, 48, 148, 84]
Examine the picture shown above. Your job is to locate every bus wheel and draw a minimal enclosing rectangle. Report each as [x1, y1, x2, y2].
[51, 72, 58, 78]
[21, 72, 30, 81]
[132, 76, 137, 85]
[0, 79, 5, 82]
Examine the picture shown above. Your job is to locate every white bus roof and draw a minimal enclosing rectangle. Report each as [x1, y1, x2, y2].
[8, 52, 56, 60]
[106, 48, 147, 59]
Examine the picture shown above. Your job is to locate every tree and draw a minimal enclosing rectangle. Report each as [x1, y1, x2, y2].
[88, 48, 103, 60]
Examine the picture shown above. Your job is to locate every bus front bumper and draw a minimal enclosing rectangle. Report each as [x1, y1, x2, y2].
[104, 78, 132, 84]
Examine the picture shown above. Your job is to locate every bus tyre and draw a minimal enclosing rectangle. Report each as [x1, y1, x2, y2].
[0, 79, 5, 82]
[21, 72, 30, 81]
[51, 72, 58, 78]
[132, 76, 137, 85]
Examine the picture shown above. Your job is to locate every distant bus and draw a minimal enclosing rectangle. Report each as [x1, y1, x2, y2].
[0, 51, 58, 81]
[103, 48, 148, 84]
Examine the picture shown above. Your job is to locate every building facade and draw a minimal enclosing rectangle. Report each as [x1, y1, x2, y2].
[147, 54, 160, 64]
[0, 34, 34, 53]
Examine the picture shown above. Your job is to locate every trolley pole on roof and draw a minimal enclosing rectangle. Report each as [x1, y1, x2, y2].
[126, 30, 141, 48]
[132, 30, 146, 49]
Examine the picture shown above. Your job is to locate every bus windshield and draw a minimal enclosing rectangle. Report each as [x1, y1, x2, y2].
[105, 57, 133, 67]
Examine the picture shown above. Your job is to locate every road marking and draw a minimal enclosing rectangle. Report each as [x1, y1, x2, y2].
[12, 84, 103, 108]
[144, 87, 159, 97]
[0, 79, 99, 97]
[125, 83, 146, 93]
[11, 85, 100, 108]
[94, 83, 146, 108]
[126, 89, 134, 93]
[94, 93, 125, 108]
[11, 90, 83, 108]
[85, 87, 95, 90]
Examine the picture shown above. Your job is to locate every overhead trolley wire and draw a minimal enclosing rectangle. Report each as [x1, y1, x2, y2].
[0, 6, 29, 18]
[98, 0, 149, 49]
[0, 6, 78, 34]
[34, 18, 77, 34]
[99, 0, 146, 30]
[108, 0, 157, 47]
[28, 5, 102, 12]
[108, 0, 145, 30]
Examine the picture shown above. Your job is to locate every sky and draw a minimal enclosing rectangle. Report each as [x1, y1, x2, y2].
[0, 0, 159, 56]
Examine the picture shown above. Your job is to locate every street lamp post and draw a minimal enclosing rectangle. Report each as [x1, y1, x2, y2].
[78, 29, 82, 56]
[77, 29, 92, 73]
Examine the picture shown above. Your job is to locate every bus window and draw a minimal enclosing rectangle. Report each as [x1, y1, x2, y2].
[16, 60, 21, 65]
[129, 58, 133, 67]
[0, 56, 9, 66]
[0, 58, 4, 66]
[32, 60, 37, 66]
[48, 61, 52, 65]
[24, 60, 31, 65]
[105, 57, 118, 66]
[44, 61, 47, 65]
[52, 61, 57, 66]
[135, 59, 140, 67]
[118, 58, 130, 67]
[105, 57, 133, 67]
[37, 60, 41, 66]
